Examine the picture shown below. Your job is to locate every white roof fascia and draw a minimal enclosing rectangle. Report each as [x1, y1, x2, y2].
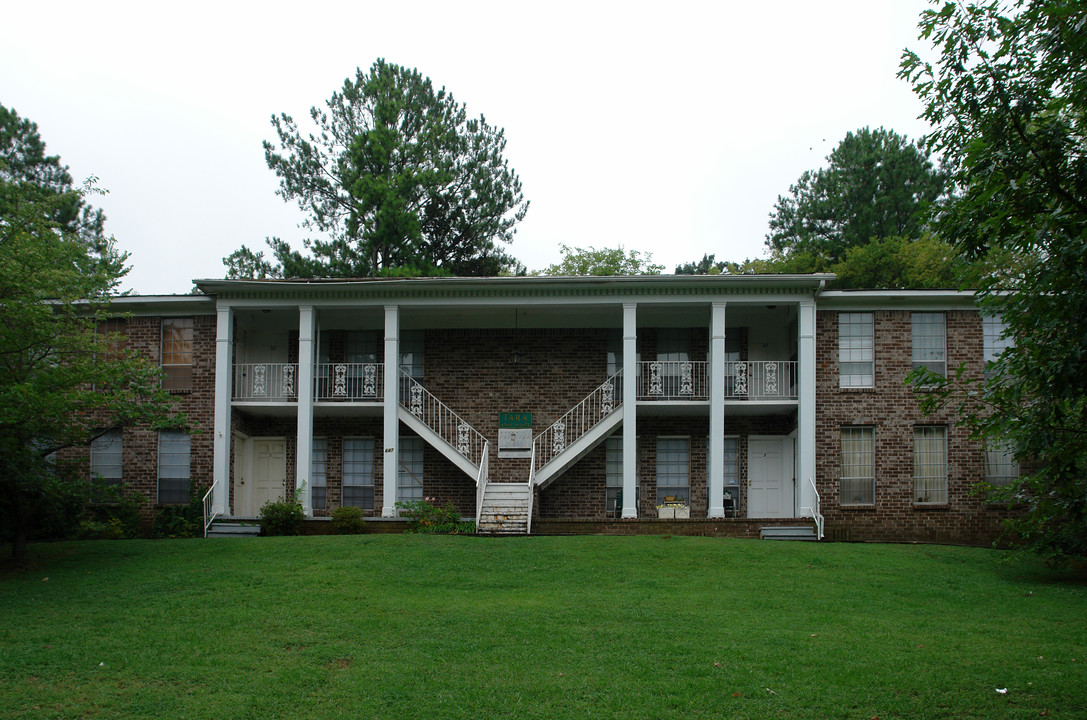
[817, 289, 978, 311]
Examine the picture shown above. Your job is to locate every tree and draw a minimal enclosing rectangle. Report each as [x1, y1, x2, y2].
[0, 109, 180, 563]
[225, 59, 529, 279]
[766, 127, 949, 266]
[536, 244, 664, 276]
[901, 0, 1087, 559]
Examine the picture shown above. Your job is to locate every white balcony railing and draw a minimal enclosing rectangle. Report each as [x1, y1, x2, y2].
[233, 363, 299, 401]
[315, 363, 383, 401]
[725, 360, 798, 400]
[636, 361, 708, 400]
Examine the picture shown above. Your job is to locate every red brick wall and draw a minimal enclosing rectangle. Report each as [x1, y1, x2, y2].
[815, 309, 1013, 544]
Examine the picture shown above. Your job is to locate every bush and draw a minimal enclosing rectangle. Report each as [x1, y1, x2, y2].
[330, 506, 366, 534]
[152, 497, 204, 538]
[260, 495, 305, 536]
[396, 497, 472, 534]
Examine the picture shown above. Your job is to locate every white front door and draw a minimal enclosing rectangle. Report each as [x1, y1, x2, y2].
[748, 437, 793, 518]
[249, 438, 287, 515]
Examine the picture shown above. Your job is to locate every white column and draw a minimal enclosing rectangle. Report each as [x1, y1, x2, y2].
[707, 302, 727, 518]
[621, 303, 638, 519]
[296, 305, 316, 516]
[797, 300, 817, 515]
[382, 305, 400, 517]
[212, 304, 233, 516]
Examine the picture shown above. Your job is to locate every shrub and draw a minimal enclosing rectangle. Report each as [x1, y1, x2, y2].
[330, 506, 366, 534]
[396, 497, 471, 534]
[152, 497, 204, 538]
[260, 495, 305, 536]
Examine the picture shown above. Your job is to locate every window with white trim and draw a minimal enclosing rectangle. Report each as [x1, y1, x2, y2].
[913, 426, 947, 504]
[912, 313, 946, 377]
[656, 437, 690, 505]
[984, 437, 1019, 489]
[398, 436, 424, 505]
[311, 437, 327, 510]
[840, 426, 875, 505]
[839, 313, 874, 387]
[161, 318, 193, 391]
[343, 437, 375, 509]
[90, 429, 123, 499]
[982, 314, 1013, 380]
[158, 431, 190, 504]
[707, 436, 741, 514]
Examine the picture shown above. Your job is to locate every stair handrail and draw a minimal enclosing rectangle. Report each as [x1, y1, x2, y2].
[475, 441, 490, 528]
[532, 370, 623, 472]
[526, 454, 536, 535]
[801, 476, 824, 540]
[400, 371, 488, 469]
[202, 477, 222, 538]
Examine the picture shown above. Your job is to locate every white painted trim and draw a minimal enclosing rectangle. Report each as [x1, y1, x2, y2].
[382, 305, 400, 517]
[296, 306, 316, 516]
[708, 302, 726, 518]
[212, 305, 233, 516]
[621, 303, 638, 519]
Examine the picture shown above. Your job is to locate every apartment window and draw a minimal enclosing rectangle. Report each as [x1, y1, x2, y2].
[343, 438, 375, 509]
[840, 427, 875, 505]
[158, 431, 191, 504]
[656, 437, 690, 505]
[398, 436, 424, 505]
[983, 314, 1013, 380]
[400, 331, 424, 380]
[96, 319, 126, 358]
[984, 438, 1019, 489]
[913, 426, 948, 504]
[90, 429, 123, 499]
[161, 318, 194, 391]
[912, 313, 946, 377]
[707, 436, 741, 515]
[839, 313, 874, 387]
[311, 438, 327, 510]
[605, 436, 640, 516]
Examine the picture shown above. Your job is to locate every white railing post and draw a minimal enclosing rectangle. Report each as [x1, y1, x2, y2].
[202, 478, 221, 537]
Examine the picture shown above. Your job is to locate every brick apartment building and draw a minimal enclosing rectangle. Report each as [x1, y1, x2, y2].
[75, 275, 1017, 543]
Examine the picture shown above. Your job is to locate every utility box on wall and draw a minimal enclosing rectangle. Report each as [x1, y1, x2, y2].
[498, 412, 532, 459]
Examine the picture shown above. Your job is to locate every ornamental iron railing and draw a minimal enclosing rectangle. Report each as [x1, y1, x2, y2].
[533, 370, 623, 471]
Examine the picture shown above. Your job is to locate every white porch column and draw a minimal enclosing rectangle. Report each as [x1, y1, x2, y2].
[797, 300, 817, 514]
[296, 305, 316, 516]
[382, 305, 400, 517]
[212, 304, 233, 516]
[621, 303, 638, 519]
[707, 302, 727, 518]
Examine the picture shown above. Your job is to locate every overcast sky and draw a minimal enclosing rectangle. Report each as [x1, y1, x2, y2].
[2, 0, 936, 294]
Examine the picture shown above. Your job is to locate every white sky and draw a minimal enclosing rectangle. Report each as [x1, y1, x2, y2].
[2, 0, 935, 294]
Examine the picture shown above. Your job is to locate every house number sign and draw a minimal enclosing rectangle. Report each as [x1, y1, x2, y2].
[498, 412, 532, 458]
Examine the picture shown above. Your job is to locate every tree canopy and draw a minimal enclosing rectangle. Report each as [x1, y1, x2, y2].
[766, 126, 948, 266]
[902, 0, 1087, 559]
[225, 59, 529, 279]
[0, 106, 180, 563]
[536, 244, 664, 276]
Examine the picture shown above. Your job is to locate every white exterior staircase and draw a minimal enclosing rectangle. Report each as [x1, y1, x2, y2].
[477, 482, 533, 535]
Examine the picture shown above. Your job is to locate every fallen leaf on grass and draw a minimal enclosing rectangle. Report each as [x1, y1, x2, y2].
[731, 692, 742, 698]
[996, 688, 1008, 694]
[765, 688, 776, 695]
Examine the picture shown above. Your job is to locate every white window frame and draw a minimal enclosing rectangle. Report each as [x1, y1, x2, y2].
[161, 317, 194, 392]
[656, 436, 690, 505]
[912, 312, 946, 377]
[605, 435, 640, 516]
[984, 437, 1019, 489]
[342, 437, 375, 509]
[839, 313, 874, 388]
[913, 426, 948, 504]
[157, 431, 191, 504]
[840, 426, 875, 506]
[398, 436, 424, 505]
[90, 429, 123, 499]
[982, 313, 1013, 380]
[311, 437, 327, 510]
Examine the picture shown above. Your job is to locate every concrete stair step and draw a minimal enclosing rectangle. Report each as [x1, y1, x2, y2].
[207, 522, 261, 538]
[760, 525, 818, 541]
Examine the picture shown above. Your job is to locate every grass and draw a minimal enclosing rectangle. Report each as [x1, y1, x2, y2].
[1, 536, 1085, 720]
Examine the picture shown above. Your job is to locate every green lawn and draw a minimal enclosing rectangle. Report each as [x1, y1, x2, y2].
[1, 536, 1084, 720]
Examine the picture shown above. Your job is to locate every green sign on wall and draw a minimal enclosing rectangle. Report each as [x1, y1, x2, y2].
[498, 412, 532, 429]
